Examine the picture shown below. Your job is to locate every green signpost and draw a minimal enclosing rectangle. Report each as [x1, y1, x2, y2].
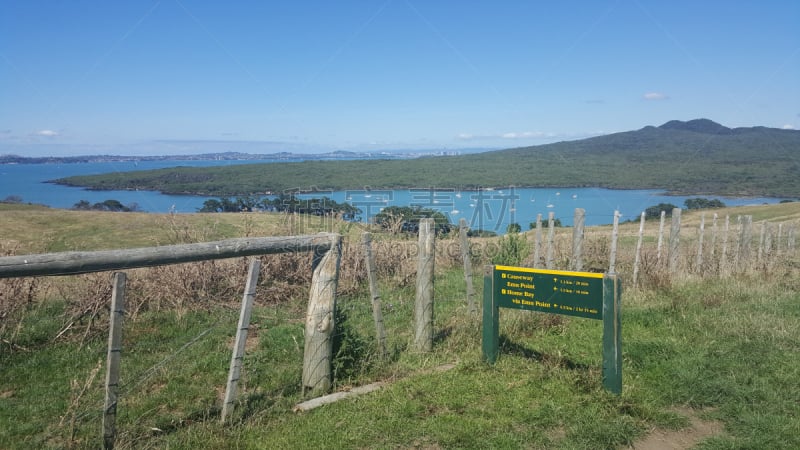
[482, 265, 622, 394]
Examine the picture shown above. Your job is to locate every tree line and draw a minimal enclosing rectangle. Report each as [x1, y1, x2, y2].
[72, 199, 141, 212]
[644, 198, 727, 219]
[197, 193, 361, 220]
[372, 206, 453, 234]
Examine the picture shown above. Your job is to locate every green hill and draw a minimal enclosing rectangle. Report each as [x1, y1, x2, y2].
[55, 119, 800, 197]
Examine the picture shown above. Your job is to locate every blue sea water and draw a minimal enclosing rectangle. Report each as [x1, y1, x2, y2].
[0, 160, 779, 233]
[0, 160, 273, 213]
[299, 186, 778, 232]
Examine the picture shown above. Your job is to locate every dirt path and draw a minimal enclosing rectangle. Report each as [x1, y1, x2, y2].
[628, 407, 723, 449]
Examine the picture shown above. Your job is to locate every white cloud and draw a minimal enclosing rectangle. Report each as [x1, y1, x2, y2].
[34, 129, 59, 137]
[782, 124, 796, 130]
[501, 131, 556, 139]
[643, 92, 668, 101]
[456, 129, 610, 144]
[458, 131, 556, 141]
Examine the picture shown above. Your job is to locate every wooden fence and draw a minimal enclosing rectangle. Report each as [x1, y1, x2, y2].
[0, 233, 341, 449]
[522, 208, 798, 286]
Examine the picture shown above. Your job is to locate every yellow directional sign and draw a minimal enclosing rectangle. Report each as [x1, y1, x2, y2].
[493, 265, 604, 319]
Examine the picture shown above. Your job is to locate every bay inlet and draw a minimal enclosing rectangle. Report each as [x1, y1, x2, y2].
[0, 160, 779, 234]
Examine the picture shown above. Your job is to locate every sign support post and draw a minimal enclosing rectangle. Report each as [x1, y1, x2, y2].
[602, 275, 622, 394]
[482, 265, 499, 364]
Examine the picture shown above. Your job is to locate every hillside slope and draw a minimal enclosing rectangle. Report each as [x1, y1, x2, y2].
[55, 119, 800, 197]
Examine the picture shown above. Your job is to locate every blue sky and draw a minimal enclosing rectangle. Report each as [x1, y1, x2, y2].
[1, 0, 798, 156]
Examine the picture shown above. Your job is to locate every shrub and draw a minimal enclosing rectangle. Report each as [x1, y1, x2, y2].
[644, 203, 678, 219]
[684, 198, 726, 210]
[491, 231, 529, 266]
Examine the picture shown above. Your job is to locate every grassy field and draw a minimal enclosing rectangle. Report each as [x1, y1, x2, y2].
[1, 203, 798, 449]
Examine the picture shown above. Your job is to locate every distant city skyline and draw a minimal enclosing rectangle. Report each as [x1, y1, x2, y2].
[2, 1, 798, 156]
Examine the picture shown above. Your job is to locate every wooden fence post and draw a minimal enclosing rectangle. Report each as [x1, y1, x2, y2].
[669, 208, 681, 274]
[766, 222, 775, 260]
[414, 219, 435, 352]
[458, 219, 477, 314]
[735, 216, 742, 261]
[757, 221, 766, 264]
[737, 215, 753, 272]
[633, 212, 645, 287]
[710, 213, 718, 264]
[221, 258, 261, 423]
[103, 272, 126, 450]
[657, 210, 666, 264]
[696, 213, 705, 273]
[608, 210, 620, 274]
[302, 235, 342, 397]
[533, 213, 543, 268]
[765, 222, 774, 265]
[721, 215, 731, 275]
[546, 212, 555, 269]
[572, 208, 585, 271]
[362, 232, 388, 357]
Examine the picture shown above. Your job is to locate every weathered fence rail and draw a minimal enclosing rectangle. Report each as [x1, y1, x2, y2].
[0, 234, 337, 278]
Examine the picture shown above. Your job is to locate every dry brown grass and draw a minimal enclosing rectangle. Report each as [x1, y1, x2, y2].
[1, 202, 798, 347]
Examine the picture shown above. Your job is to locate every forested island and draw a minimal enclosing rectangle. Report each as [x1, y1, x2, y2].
[51, 120, 800, 198]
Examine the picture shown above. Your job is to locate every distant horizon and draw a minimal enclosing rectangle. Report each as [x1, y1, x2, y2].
[1, 117, 795, 159]
[0, 145, 501, 160]
[2, 135, 513, 158]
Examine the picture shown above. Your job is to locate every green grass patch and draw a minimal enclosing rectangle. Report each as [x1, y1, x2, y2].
[3, 271, 799, 449]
